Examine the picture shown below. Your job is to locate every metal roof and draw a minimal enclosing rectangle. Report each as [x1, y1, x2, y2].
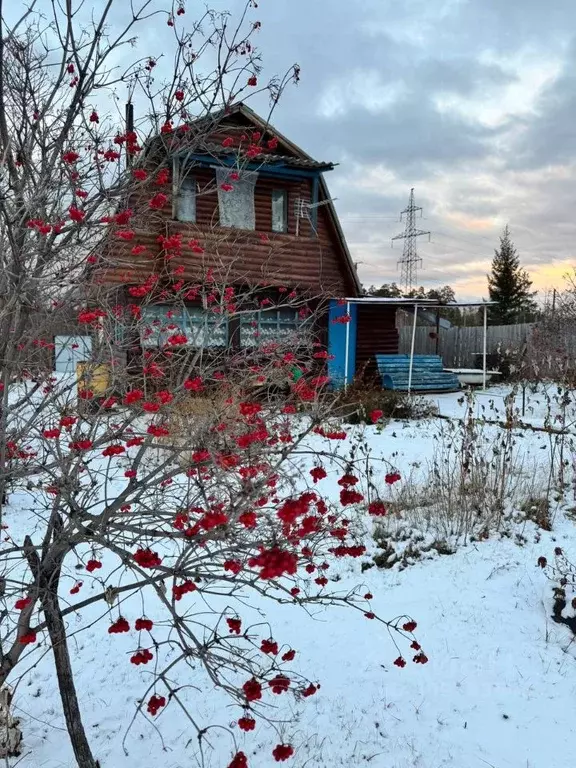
[342, 297, 497, 307]
[193, 142, 335, 170]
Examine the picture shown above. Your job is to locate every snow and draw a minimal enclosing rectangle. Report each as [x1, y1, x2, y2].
[6, 386, 576, 768]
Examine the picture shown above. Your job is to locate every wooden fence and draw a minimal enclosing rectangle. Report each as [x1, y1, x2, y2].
[399, 323, 535, 368]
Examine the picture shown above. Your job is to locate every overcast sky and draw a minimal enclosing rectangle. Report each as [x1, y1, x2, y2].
[189, 0, 574, 301]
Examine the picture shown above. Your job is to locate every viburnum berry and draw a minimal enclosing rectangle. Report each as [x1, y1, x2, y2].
[237, 716, 256, 732]
[133, 548, 162, 568]
[108, 617, 130, 634]
[149, 192, 168, 210]
[282, 649, 296, 662]
[227, 617, 242, 635]
[239, 511, 257, 528]
[310, 466, 327, 483]
[248, 546, 297, 579]
[172, 580, 197, 600]
[14, 597, 32, 610]
[290, 587, 300, 597]
[184, 376, 204, 391]
[102, 444, 125, 457]
[339, 488, 364, 506]
[70, 439, 93, 451]
[269, 674, 290, 694]
[228, 752, 248, 768]
[272, 744, 294, 762]
[402, 620, 417, 632]
[131, 648, 153, 665]
[394, 656, 406, 668]
[62, 150, 79, 163]
[338, 473, 359, 487]
[242, 678, 262, 702]
[370, 409, 384, 423]
[147, 694, 166, 716]
[385, 471, 401, 485]
[537, 556, 547, 568]
[135, 617, 153, 631]
[42, 428, 61, 439]
[261, 638, 278, 655]
[368, 500, 387, 517]
[70, 581, 83, 594]
[364, 592, 373, 600]
[147, 424, 170, 437]
[302, 683, 319, 697]
[86, 559, 102, 572]
[413, 652, 428, 664]
[364, 612, 375, 620]
[19, 631, 37, 645]
[224, 559, 242, 575]
[411, 640, 421, 651]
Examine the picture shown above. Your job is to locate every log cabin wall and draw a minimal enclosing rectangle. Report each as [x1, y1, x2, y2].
[98, 167, 356, 298]
[355, 304, 400, 384]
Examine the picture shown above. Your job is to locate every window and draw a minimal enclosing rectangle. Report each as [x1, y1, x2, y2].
[141, 305, 228, 348]
[240, 308, 306, 347]
[185, 307, 227, 347]
[176, 177, 196, 222]
[216, 168, 257, 230]
[271, 189, 288, 233]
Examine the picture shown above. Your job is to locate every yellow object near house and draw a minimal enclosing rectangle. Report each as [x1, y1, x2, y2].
[76, 362, 110, 397]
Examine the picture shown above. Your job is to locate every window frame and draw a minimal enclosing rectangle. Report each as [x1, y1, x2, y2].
[216, 168, 258, 230]
[140, 304, 228, 349]
[239, 307, 307, 348]
[271, 188, 288, 233]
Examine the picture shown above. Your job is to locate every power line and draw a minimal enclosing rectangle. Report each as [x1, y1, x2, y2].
[391, 188, 431, 292]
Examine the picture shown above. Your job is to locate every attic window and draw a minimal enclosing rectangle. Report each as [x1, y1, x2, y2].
[176, 177, 196, 222]
[271, 189, 288, 233]
[216, 168, 257, 230]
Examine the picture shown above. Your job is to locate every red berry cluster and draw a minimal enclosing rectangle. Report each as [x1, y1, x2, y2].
[147, 694, 166, 716]
[248, 547, 298, 579]
[135, 617, 153, 631]
[130, 648, 153, 665]
[242, 678, 262, 702]
[227, 617, 242, 634]
[272, 744, 294, 762]
[260, 638, 278, 655]
[172, 579, 197, 601]
[237, 716, 256, 732]
[133, 548, 162, 568]
[228, 753, 248, 768]
[108, 617, 130, 634]
[269, 674, 290, 694]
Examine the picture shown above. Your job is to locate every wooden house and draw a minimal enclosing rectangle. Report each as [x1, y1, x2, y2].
[95, 103, 400, 383]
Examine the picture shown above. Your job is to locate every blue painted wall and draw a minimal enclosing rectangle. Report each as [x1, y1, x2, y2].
[327, 300, 357, 389]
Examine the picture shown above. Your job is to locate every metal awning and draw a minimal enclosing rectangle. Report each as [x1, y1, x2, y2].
[340, 297, 497, 392]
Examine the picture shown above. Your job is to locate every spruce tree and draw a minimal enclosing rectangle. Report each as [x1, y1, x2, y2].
[487, 226, 538, 324]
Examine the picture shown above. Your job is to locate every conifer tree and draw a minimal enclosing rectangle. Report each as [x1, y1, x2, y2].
[487, 226, 538, 324]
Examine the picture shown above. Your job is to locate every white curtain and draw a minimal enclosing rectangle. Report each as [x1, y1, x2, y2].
[216, 168, 257, 230]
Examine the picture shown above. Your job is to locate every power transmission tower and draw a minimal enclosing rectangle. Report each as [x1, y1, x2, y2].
[392, 188, 430, 293]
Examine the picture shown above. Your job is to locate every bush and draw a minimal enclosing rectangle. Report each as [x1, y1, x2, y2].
[335, 381, 436, 425]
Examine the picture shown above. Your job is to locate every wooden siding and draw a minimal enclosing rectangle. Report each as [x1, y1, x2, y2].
[97, 166, 355, 296]
[355, 304, 399, 383]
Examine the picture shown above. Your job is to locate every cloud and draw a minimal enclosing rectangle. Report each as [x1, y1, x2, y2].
[221, 0, 576, 300]
[87, 0, 576, 301]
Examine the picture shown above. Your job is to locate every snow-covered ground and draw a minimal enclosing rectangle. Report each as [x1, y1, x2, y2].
[7, 386, 576, 768]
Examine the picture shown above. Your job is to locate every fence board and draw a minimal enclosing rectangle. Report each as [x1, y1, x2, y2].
[398, 323, 535, 368]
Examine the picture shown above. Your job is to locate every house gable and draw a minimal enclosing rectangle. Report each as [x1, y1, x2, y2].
[97, 104, 360, 298]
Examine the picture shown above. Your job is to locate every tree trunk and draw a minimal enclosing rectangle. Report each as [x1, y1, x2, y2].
[41, 589, 100, 768]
